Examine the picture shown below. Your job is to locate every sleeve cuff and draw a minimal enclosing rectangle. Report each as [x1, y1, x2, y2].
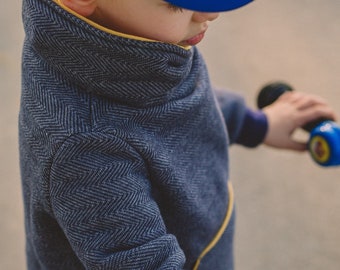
[235, 109, 268, 147]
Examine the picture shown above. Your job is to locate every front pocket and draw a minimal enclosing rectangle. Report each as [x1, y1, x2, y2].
[193, 181, 235, 270]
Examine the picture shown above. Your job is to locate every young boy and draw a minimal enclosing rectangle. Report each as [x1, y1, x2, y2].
[19, 0, 336, 269]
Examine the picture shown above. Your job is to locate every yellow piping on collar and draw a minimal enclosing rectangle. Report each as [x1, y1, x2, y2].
[54, 0, 191, 50]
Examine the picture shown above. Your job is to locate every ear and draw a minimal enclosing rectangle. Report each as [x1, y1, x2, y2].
[61, 0, 97, 17]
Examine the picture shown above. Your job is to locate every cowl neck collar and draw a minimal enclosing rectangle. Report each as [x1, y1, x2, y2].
[23, 0, 202, 107]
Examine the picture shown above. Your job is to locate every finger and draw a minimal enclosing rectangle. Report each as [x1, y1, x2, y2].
[278, 92, 329, 112]
[276, 91, 296, 102]
[285, 140, 307, 152]
[294, 95, 328, 111]
[295, 105, 337, 127]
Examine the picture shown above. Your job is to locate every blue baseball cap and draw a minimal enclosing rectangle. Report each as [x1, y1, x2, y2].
[164, 0, 253, 12]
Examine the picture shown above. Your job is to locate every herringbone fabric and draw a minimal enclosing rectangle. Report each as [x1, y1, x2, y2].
[19, 0, 267, 269]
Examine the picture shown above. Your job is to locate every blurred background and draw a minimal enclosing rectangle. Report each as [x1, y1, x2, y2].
[2, 0, 340, 269]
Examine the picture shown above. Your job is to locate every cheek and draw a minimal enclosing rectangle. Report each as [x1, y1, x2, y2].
[149, 22, 190, 43]
[108, 10, 192, 44]
[154, 28, 184, 43]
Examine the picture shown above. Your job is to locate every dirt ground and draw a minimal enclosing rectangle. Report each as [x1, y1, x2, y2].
[2, 1, 340, 269]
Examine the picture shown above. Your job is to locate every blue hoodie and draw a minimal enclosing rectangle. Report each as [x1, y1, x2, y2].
[19, 0, 267, 269]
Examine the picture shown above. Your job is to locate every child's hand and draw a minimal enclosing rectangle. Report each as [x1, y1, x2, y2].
[262, 92, 337, 151]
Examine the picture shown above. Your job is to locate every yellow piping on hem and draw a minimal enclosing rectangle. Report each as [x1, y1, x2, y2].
[53, 0, 191, 50]
[193, 181, 234, 270]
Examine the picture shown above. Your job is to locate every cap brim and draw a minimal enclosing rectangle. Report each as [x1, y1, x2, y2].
[164, 0, 253, 12]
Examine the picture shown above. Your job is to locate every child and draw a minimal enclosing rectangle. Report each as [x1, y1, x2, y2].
[19, 0, 336, 269]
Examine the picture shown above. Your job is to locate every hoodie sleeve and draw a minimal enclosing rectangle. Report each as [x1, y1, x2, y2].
[215, 89, 268, 147]
[49, 132, 185, 269]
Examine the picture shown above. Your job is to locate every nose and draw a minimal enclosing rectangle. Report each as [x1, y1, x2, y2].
[193, 12, 220, 23]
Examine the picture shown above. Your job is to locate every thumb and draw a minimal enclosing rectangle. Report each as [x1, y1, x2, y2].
[286, 140, 307, 152]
